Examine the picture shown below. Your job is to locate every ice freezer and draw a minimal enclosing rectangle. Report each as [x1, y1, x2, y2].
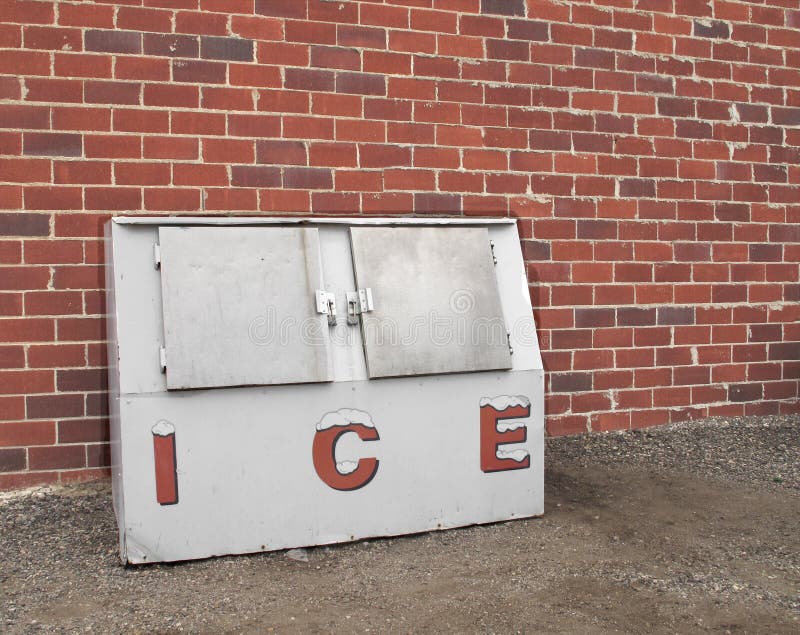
[105, 216, 544, 564]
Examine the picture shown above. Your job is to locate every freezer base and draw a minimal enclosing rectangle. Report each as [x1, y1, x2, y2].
[112, 370, 544, 564]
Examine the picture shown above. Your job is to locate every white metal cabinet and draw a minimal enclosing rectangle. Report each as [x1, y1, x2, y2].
[106, 217, 544, 564]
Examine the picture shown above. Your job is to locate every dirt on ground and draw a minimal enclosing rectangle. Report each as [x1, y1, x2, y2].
[1, 414, 798, 634]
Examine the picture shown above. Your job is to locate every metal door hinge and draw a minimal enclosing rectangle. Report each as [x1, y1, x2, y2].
[154, 243, 161, 270]
[346, 288, 374, 325]
[315, 290, 337, 326]
[490, 240, 497, 265]
[507, 331, 513, 356]
[159, 346, 167, 373]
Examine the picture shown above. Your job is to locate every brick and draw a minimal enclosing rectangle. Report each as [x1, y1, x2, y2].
[575, 308, 615, 329]
[256, 140, 307, 166]
[0, 50, 49, 75]
[338, 25, 386, 49]
[116, 6, 171, 33]
[0, 448, 26, 472]
[85, 29, 141, 54]
[57, 419, 108, 444]
[202, 188, 255, 211]
[23, 78, 83, 104]
[84, 187, 141, 212]
[26, 394, 83, 419]
[175, 10, 228, 36]
[285, 20, 335, 46]
[336, 72, 385, 96]
[414, 193, 461, 214]
[231, 165, 281, 188]
[84, 81, 141, 105]
[617, 308, 657, 327]
[254, 0, 306, 18]
[143, 33, 199, 58]
[365, 99, 412, 122]
[507, 19, 549, 41]
[201, 86, 254, 111]
[171, 112, 226, 136]
[487, 38, 530, 61]
[283, 168, 333, 190]
[202, 138, 254, 164]
[728, 383, 763, 402]
[115, 162, 170, 186]
[57, 368, 106, 392]
[29, 444, 85, 470]
[228, 114, 281, 138]
[285, 68, 335, 92]
[772, 108, 800, 127]
[229, 14, 283, 41]
[0, 420, 54, 447]
[85, 134, 141, 159]
[113, 109, 169, 134]
[309, 192, 357, 213]
[0, 369, 52, 394]
[481, 0, 524, 16]
[0, 159, 49, 184]
[550, 372, 592, 393]
[144, 188, 200, 212]
[390, 31, 436, 54]
[173, 60, 226, 84]
[24, 291, 82, 315]
[201, 35, 254, 61]
[24, 186, 82, 211]
[749, 244, 782, 263]
[656, 307, 694, 326]
[619, 179, 656, 198]
[311, 46, 360, 71]
[86, 443, 110, 467]
[23, 133, 81, 157]
[59, 2, 113, 28]
[115, 57, 170, 81]
[360, 145, 411, 168]
[694, 19, 730, 39]
[768, 343, 800, 361]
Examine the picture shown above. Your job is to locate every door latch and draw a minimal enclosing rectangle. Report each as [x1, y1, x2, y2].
[346, 288, 374, 325]
[315, 290, 337, 326]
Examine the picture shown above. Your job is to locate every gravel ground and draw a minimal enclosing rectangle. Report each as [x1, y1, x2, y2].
[548, 415, 799, 493]
[1, 414, 798, 634]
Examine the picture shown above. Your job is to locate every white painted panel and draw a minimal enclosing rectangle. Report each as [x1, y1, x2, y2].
[350, 226, 513, 378]
[487, 223, 543, 371]
[117, 370, 544, 564]
[158, 226, 332, 389]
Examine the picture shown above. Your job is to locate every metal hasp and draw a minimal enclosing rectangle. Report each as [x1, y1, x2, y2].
[346, 288, 374, 325]
[315, 290, 337, 326]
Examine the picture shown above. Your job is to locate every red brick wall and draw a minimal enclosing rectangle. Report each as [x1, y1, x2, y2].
[0, 0, 798, 488]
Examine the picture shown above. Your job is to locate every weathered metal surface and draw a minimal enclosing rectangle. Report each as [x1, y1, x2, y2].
[349, 226, 513, 379]
[118, 371, 543, 564]
[158, 226, 332, 389]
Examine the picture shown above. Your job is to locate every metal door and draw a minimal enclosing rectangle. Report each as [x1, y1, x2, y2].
[349, 226, 512, 378]
[158, 226, 333, 389]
